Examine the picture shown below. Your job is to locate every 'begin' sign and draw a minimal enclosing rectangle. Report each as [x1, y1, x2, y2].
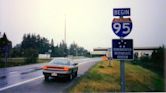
[113, 8, 130, 16]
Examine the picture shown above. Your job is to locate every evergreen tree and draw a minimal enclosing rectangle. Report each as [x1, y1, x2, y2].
[59, 40, 68, 57]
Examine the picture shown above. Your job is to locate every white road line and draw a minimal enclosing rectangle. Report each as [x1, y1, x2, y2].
[0, 75, 43, 91]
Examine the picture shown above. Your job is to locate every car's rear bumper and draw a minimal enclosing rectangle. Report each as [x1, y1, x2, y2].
[43, 70, 71, 77]
[43, 72, 70, 78]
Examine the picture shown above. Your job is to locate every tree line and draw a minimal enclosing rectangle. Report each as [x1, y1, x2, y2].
[10, 33, 90, 58]
[133, 46, 164, 77]
[0, 33, 12, 58]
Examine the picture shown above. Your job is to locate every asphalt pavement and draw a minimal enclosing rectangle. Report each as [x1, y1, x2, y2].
[0, 57, 101, 93]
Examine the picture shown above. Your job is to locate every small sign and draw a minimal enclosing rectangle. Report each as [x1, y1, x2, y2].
[113, 8, 130, 16]
[112, 39, 133, 60]
[112, 18, 132, 38]
[52, 73, 57, 76]
[102, 56, 108, 61]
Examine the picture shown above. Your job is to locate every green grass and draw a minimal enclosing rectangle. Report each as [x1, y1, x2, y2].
[0, 58, 51, 68]
[69, 60, 164, 92]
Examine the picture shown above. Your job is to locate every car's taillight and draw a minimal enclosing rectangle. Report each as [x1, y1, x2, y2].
[64, 67, 69, 71]
[42, 66, 48, 70]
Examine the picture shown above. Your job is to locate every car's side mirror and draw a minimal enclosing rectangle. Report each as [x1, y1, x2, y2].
[73, 63, 78, 66]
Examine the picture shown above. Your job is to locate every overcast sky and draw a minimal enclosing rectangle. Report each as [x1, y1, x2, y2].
[0, 0, 166, 51]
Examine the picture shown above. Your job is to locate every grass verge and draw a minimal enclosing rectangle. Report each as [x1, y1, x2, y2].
[0, 58, 52, 68]
[69, 60, 164, 92]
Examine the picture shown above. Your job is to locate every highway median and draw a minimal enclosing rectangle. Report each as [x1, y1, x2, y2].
[0, 58, 52, 68]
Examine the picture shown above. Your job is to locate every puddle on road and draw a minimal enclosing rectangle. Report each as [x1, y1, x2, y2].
[0, 68, 42, 89]
[0, 71, 21, 88]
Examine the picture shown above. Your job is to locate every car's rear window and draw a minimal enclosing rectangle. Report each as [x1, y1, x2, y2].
[49, 59, 70, 65]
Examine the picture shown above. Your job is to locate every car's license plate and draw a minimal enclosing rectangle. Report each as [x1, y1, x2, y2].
[52, 73, 57, 76]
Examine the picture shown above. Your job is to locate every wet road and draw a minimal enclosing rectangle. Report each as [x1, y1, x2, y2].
[0, 58, 101, 93]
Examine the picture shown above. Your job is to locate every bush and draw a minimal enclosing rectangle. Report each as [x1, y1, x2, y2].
[150, 47, 164, 75]
[132, 46, 164, 77]
[24, 48, 38, 64]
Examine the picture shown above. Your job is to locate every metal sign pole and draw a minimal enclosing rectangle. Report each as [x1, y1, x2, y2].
[5, 51, 7, 68]
[4, 46, 8, 68]
[120, 60, 125, 92]
[120, 37, 125, 92]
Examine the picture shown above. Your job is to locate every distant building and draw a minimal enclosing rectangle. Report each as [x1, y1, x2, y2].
[90, 47, 111, 57]
[134, 47, 158, 58]
[90, 47, 158, 58]
[38, 54, 50, 59]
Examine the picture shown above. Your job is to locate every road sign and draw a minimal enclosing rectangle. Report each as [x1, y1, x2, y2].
[112, 8, 133, 92]
[113, 8, 130, 16]
[112, 39, 133, 60]
[112, 18, 132, 38]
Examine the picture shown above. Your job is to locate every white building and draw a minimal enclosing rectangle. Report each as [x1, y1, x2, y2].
[134, 47, 157, 58]
[91, 47, 157, 58]
[90, 47, 111, 57]
[38, 54, 50, 59]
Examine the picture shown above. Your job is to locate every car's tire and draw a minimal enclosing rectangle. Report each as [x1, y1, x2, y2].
[68, 74, 73, 81]
[44, 75, 49, 81]
[75, 71, 78, 77]
[68, 70, 74, 81]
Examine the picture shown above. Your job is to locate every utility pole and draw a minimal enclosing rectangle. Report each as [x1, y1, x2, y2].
[64, 14, 68, 57]
[64, 14, 66, 44]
